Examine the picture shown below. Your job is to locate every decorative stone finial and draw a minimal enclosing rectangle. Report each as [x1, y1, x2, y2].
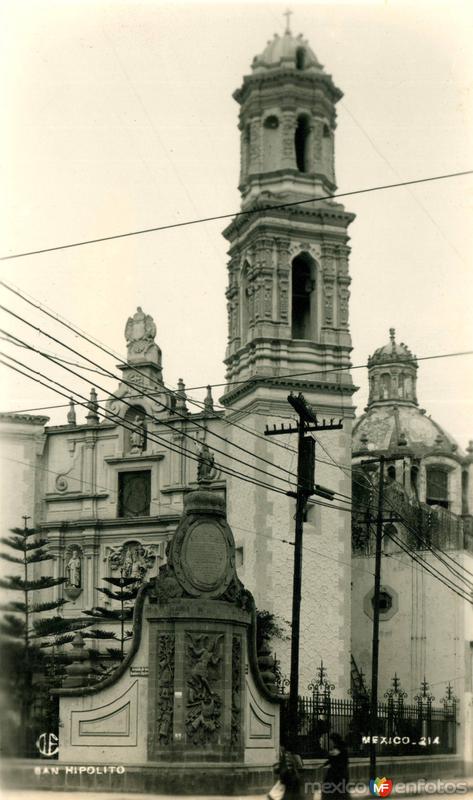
[467, 440, 473, 458]
[85, 388, 100, 424]
[124, 307, 162, 368]
[389, 328, 396, 346]
[62, 631, 92, 687]
[67, 397, 77, 426]
[175, 379, 188, 414]
[283, 8, 292, 35]
[204, 385, 214, 413]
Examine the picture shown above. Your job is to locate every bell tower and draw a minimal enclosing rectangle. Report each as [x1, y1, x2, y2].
[224, 16, 354, 395]
[223, 19, 355, 395]
[221, 19, 355, 695]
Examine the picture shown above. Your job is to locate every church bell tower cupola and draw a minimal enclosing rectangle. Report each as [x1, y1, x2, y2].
[367, 329, 418, 408]
[235, 14, 341, 206]
[222, 16, 355, 400]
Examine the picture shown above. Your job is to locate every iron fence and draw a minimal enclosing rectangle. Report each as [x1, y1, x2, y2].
[279, 666, 458, 759]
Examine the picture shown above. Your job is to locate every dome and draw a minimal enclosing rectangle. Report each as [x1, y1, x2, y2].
[251, 31, 323, 73]
[368, 328, 417, 368]
[353, 404, 462, 459]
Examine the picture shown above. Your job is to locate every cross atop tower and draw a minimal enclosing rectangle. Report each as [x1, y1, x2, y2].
[283, 8, 292, 34]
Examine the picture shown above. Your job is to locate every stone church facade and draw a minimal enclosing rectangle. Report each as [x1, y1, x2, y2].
[0, 26, 356, 694]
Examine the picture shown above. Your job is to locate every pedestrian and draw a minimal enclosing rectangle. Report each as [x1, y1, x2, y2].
[321, 733, 350, 800]
[269, 747, 304, 800]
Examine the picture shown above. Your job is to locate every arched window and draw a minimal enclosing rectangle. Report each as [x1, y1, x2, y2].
[411, 464, 419, 498]
[398, 372, 405, 398]
[263, 115, 280, 172]
[295, 114, 310, 173]
[244, 123, 251, 173]
[426, 465, 449, 508]
[323, 123, 330, 138]
[296, 47, 306, 70]
[387, 465, 396, 481]
[291, 253, 315, 339]
[380, 373, 391, 399]
[404, 374, 412, 399]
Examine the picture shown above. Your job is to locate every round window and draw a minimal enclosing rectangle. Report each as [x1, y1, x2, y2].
[264, 115, 279, 130]
[372, 590, 393, 613]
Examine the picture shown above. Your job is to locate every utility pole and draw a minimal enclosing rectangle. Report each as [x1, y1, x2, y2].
[265, 393, 342, 749]
[360, 453, 405, 781]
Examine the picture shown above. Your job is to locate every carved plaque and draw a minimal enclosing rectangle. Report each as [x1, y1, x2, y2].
[183, 523, 227, 589]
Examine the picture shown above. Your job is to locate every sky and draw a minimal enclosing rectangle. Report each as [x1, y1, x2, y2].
[0, 0, 472, 447]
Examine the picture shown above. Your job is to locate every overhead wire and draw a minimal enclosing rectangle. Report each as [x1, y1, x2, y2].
[313, 427, 473, 581]
[382, 525, 473, 604]
[0, 451, 367, 576]
[0, 346, 354, 516]
[0, 312, 301, 493]
[1, 278, 472, 505]
[0, 354, 288, 498]
[318, 433, 473, 592]
[1, 170, 471, 262]
[0, 282, 356, 503]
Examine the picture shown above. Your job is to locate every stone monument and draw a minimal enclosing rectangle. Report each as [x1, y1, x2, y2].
[47, 485, 280, 794]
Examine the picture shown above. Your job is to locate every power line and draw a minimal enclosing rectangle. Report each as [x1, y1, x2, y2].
[0, 315, 299, 493]
[0, 451, 362, 575]
[313, 432, 473, 592]
[3, 328, 357, 503]
[1, 278, 471, 514]
[0, 301, 354, 503]
[1, 170, 471, 261]
[0, 353, 289, 499]
[383, 527, 473, 604]
[2, 276, 472, 400]
[6, 335, 469, 598]
[0, 342, 354, 517]
[0, 285, 310, 489]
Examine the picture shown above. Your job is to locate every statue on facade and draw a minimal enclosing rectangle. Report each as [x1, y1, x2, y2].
[130, 415, 146, 454]
[66, 549, 81, 588]
[197, 443, 217, 484]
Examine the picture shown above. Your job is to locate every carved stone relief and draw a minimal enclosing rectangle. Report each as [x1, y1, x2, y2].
[264, 282, 272, 317]
[338, 285, 350, 327]
[231, 636, 242, 746]
[106, 540, 161, 582]
[324, 282, 334, 325]
[155, 634, 175, 747]
[185, 633, 223, 746]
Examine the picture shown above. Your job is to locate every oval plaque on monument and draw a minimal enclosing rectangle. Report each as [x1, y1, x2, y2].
[183, 522, 227, 589]
[173, 518, 233, 597]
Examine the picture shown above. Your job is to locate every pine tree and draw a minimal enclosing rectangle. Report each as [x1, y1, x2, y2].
[0, 517, 90, 755]
[83, 573, 140, 670]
